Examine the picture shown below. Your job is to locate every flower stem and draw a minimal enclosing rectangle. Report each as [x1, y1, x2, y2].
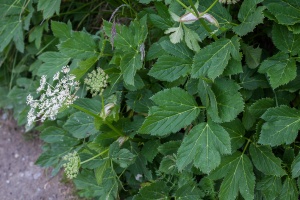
[80, 149, 109, 164]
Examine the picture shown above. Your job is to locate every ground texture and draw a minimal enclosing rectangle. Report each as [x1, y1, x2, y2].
[0, 111, 79, 200]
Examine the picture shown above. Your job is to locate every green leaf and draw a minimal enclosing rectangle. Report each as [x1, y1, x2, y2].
[183, 25, 201, 52]
[73, 98, 102, 115]
[239, 67, 269, 90]
[141, 140, 160, 162]
[279, 177, 298, 200]
[40, 126, 79, 145]
[256, 176, 282, 200]
[222, 119, 245, 152]
[248, 98, 275, 118]
[29, 22, 48, 49]
[100, 167, 118, 200]
[249, 144, 286, 176]
[177, 121, 231, 174]
[259, 106, 300, 146]
[37, 0, 61, 19]
[291, 154, 300, 178]
[139, 88, 200, 136]
[205, 78, 244, 123]
[232, 0, 265, 36]
[223, 59, 243, 76]
[159, 155, 177, 174]
[58, 31, 98, 60]
[158, 141, 181, 156]
[110, 142, 136, 168]
[51, 21, 72, 41]
[38, 51, 71, 78]
[175, 184, 204, 200]
[258, 52, 296, 89]
[133, 181, 170, 200]
[272, 24, 300, 56]
[265, 0, 300, 25]
[63, 111, 98, 139]
[94, 159, 110, 185]
[126, 89, 154, 113]
[148, 55, 192, 82]
[165, 26, 184, 44]
[241, 43, 262, 69]
[120, 52, 142, 86]
[72, 56, 98, 79]
[160, 40, 193, 60]
[209, 152, 255, 200]
[192, 36, 240, 79]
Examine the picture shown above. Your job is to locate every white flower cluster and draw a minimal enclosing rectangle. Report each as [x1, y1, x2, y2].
[84, 67, 108, 96]
[62, 151, 80, 179]
[26, 66, 79, 127]
[219, 0, 240, 4]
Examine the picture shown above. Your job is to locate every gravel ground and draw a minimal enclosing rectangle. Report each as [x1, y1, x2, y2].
[0, 111, 79, 200]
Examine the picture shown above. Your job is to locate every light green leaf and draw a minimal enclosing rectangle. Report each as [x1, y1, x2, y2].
[0, 0, 23, 17]
[110, 146, 136, 168]
[133, 181, 169, 200]
[256, 176, 282, 200]
[232, 0, 265, 36]
[259, 106, 300, 146]
[51, 21, 72, 41]
[206, 78, 244, 123]
[94, 159, 110, 185]
[209, 152, 255, 200]
[241, 43, 262, 69]
[249, 144, 286, 176]
[177, 121, 231, 174]
[139, 88, 200, 136]
[291, 154, 300, 178]
[265, 0, 300, 25]
[148, 55, 191, 82]
[258, 52, 296, 89]
[183, 25, 201, 52]
[165, 26, 184, 44]
[63, 112, 98, 139]
[37, 0, 61, 19]
[72, 56, 98, 80]
[279, 177, 298, 200]
[38, 52, 71, 78]
[272, 24, 300, 56]
[175, 184, 204, 200]
[58, 31, 98, 60]
[192, 36, 240, 79]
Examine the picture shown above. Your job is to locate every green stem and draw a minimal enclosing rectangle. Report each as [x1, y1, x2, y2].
[242, 139, 251, 154]
[80, 149, 109, 164]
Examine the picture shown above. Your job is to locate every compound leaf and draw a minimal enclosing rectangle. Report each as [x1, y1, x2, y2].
[177, 121, 231, 174]
[259, 106, 300, 146]
[139, 88, 200, 136]
[37, 0, 61, 19]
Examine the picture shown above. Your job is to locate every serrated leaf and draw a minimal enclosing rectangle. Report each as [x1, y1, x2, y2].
[111, 148, 136, 168]
[250, 144, 286, 176]
[158, 141, 181, 156]
[160, 40, 193, 60]
[258, 52, 296, 89]
[133, 181, 169, 200]
[165, 26, 184, 44]
[120, 52, 143, 85]
[141, 140, 160, 163]
[232, 0, 265, 36]
[126, 89, 154, 113]
[206, 78, 244, 123]
[265, 0, 300, 25]
[291, 154, 300, 178]
[192, 36, 240, 79]
[256, 176, 282, 200]
[223, 59, 243, 76]
[40, 126, 79, 145]
[72, 56, 98, 79]
[272, 24, 300, 55]
[209, 152, 255, 200]
[58, 31, 98, 60]
[37, 51, 71, 78]
[63, 111, 98, 139]
[249, 98, 275, 118]
[239, 66, 269, 90]
[51, 21, 72, 41]
[177, 121, 231, 174]
[148, 55, 192, 82]
[37, 0, 61, 19]
[100, 167, 118, 200]
[241, 43, 262, 69]
[222, 119, 245, 152]
[0, 0, 23, 17]
[183, 25, 201, 52]
[149, 14, 172, 30]
[259, 106, 300, 146]
[94, 159, 110, 185]
[159, 155, 177, 174]
[175, 184, 204, 200]
[279, 177, 298, 200]
[139, 88, 200, 136]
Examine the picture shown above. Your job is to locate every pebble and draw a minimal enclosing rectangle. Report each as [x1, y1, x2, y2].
[14, 153, 19, 158]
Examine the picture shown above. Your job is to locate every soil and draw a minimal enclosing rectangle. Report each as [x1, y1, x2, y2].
[0, 110, 80, 200]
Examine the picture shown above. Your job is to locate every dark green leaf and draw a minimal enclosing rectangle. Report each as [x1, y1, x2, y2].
[133, 181, 170, 200]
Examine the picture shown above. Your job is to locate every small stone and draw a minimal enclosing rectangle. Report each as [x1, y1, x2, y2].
[6, 180, 10, 184]
[14, 153, 19, 158]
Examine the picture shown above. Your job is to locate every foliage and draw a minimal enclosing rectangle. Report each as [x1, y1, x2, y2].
[2, 0, 300, 199]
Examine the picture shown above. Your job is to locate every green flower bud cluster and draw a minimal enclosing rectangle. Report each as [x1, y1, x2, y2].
[219, 0, 240, 4]
[84, 68, 108, 96]
[62, 151, 80, 179]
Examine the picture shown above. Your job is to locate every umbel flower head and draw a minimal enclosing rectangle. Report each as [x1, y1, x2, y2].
[26, 66, 79, 127]
[219, 0, 240, 4]
[62, 151, 80, 179]
[84, 67, 108, 96]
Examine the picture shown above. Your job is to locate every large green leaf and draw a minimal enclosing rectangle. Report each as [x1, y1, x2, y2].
[209, 152, 255, 200]
[37, 0, 61, 19]
[51, 21, 72, 41]
[279, 177, 298, 200]
[192, 36, 240, 79]
[175, 184, 204, 200]
[249, 144, 286, 176]
[258, 52, 296, 89]
[221, 119, 245, 152]
[139, 88, 200, 136]
[272, 24, 300, 56]
[133, 181, 170, 200]
[177, 121, 231, 174]
[40, 126, 79, 145]
[232, 0, 265, 36]
[259, 106, 300, 146]
[120, 52, 142, 85]
[256, 176, 282, 200]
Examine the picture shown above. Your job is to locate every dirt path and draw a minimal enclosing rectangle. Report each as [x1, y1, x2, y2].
[0, 111, 79, 200]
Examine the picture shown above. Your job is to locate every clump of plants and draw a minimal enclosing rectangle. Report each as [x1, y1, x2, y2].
[1, 0, 300, 199]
